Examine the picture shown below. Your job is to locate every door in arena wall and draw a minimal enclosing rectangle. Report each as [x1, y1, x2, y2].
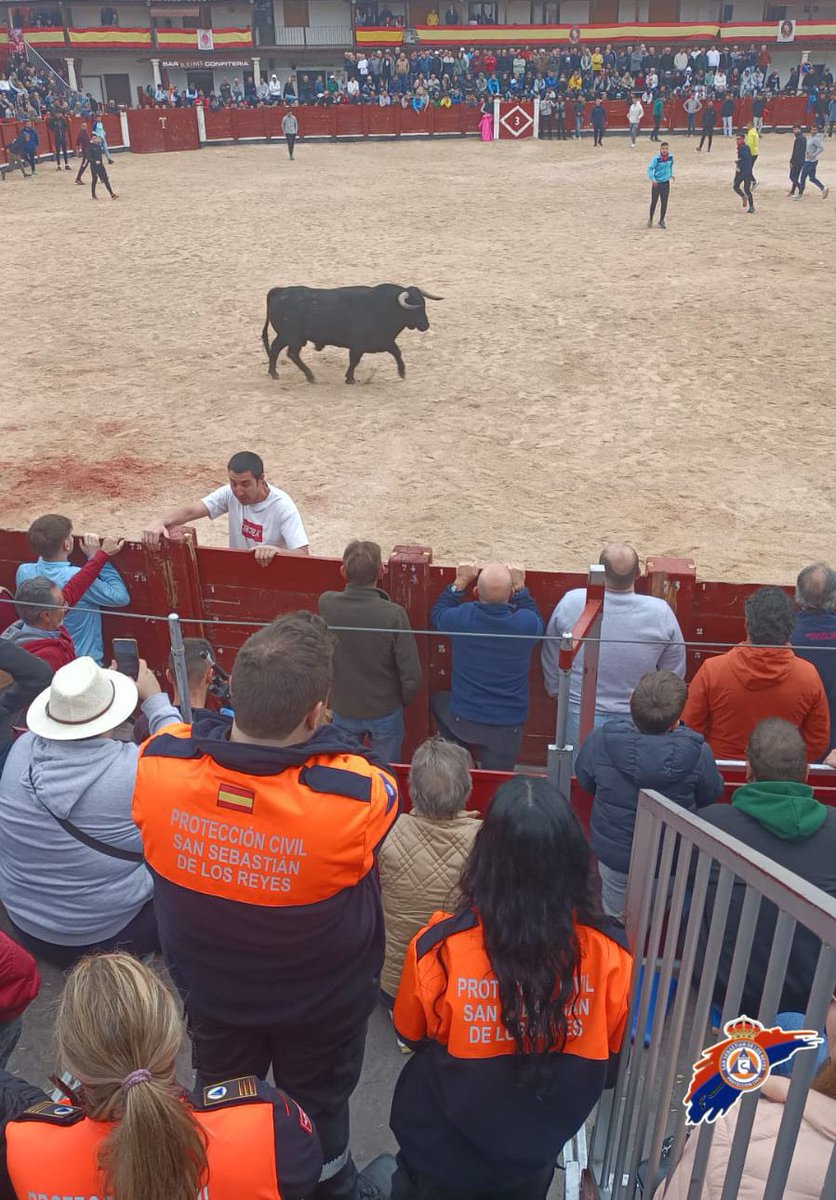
[126, 108, 200, 153]
[497, 100, 535, 139]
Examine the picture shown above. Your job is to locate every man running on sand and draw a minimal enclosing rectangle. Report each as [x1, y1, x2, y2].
[647, 141, 674, 229]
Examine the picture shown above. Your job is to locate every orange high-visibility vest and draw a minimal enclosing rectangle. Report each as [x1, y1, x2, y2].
[132, 727, 399, 907]
[6, 1092, 284, 1200]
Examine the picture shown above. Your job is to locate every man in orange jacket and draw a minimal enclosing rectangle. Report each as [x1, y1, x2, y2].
[133, 612, 399, 1200]
[682, 587, 830, 761]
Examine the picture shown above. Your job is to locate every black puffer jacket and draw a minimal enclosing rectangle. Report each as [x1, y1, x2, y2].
[576, 718, 724, 873]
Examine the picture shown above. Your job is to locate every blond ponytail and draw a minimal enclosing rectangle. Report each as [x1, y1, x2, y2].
[56, 954, 208, 1200]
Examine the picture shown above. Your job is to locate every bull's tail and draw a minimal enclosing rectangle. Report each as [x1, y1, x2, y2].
[261, 297, 272, 358]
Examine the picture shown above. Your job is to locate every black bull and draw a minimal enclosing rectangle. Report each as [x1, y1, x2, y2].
[261, 283, 443, 384]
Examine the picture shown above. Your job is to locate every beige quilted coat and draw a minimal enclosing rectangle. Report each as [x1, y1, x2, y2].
[664, 1074, 836, 1200]
[378, 809, 480, 998]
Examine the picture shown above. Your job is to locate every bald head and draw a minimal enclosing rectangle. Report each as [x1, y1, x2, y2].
[477, 562, 513, 604]
[600, 542, 639, 591]
[796, 562, 836, 613]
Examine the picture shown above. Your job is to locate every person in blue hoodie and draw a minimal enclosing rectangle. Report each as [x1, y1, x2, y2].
[646, 140, 674, 228]
[17, 122, 38, 174]
[576, 669, 724, 919]
[431, 561, 543, 771]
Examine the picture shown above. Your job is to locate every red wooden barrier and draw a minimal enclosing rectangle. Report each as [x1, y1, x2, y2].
[231, 108, 267, 140]
[335, 105, 365, 137]
[296, 106, 333, 138]
[203, 108, 234, 141]
[366, 106, 398, 136]
[397, 105, 432, 135]
[127, 107, 199, 153]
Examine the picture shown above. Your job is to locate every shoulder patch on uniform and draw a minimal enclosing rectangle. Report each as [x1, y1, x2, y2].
[199, 1076, 260, 1106]
[18, 1100, 84, 1125]
[379, 773, 398, 812]
[140, 733, 202, 761]
[416, 908, 479, 960]
[299, 764, 372, 803]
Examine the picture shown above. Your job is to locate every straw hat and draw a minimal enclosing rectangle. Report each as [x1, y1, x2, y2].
[27, 657, 138, 741]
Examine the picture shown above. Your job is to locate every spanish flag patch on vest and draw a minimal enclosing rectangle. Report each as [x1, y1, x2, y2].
[217, 782, 255, 814]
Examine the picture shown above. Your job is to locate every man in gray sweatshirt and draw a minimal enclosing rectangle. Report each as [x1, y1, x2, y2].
[0, 655, 180, 968]
[796, 128, 829, 198]
[541, 542, 686, 760]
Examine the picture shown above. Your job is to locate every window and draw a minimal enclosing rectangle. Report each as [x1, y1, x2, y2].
[721, 4, 733, 20]
[539, 2, 561, 20]
[468, 2, 498, 24]
[765, 5, 787, 18]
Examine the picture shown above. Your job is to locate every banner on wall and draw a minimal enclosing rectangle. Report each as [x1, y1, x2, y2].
[777, 19, 796, 41]
[197, 29, 214, 51]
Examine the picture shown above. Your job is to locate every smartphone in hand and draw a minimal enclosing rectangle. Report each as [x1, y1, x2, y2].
[112, 637, 139, 680]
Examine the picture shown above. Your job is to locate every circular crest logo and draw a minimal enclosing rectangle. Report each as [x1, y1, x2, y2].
[719, 1040, 769, 1092]
[206, 1084, 228, 1101]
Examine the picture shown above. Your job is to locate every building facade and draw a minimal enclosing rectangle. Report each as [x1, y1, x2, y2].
[2, 0, 835, 104]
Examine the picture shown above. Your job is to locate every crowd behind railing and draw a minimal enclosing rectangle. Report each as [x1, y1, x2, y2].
[0, 450, 834, 1198]
[3, 38, 836, 130]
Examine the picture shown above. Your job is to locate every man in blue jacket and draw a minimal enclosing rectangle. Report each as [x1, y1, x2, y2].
[576, 669, 723, 918]
[791, 562, 836, 755]
[430, 561, 543, 770]
[647, 140, 674, 229]
[18, 122, 38, 174]
[17, 513, 129, 664]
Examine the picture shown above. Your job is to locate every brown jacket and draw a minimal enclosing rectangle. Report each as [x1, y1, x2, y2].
[378, 809, 480, 997]
[318, 583, 421, 720]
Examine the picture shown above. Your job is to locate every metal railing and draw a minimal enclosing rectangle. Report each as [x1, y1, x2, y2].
[272, 25, 354, 48]
[588, 789, 836, 1199]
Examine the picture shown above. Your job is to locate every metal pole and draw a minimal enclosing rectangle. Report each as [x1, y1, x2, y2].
[546, 632, 574, 803]
[168, 612, 193, 723]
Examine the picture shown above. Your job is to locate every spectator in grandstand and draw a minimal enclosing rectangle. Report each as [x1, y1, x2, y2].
[0, 931, 39, 1069]
[132, 612, 399, 1200]
[430, 561, 543, 771]
[143, 450, 309, 560]
[4, 538, 123, 671]
[376, 776, 631, 1199]
[318, 540, 421, 764]
[791, 563, 836, 754]
[697, 719, 836, 1018]
[378, 736, 478, 1006]
[576, 670, 723, 919]
[132, 636, 217, 743]
[542, 543, 686, 760]
[17, 516, 129, 663]
[0, 642, 52, 772]
[683, 586, 830, 762]
[0, 954, 323, 1200]
[0, 656, 179, 968]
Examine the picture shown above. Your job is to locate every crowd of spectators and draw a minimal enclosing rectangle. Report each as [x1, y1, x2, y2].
[0, 46, 118, 123]
[135, 42, 836, 122]
[0, 454, 834, 1198]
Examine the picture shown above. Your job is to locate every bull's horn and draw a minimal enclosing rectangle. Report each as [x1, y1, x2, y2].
[419, 289, 444, 301]
[398, 290, 422, 310]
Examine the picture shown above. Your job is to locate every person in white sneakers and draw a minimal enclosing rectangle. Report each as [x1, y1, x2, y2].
[627, 95, 644, 145]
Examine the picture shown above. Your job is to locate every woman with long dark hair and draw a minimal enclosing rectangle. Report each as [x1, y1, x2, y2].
[388, 776, 632, 1199]
[0, 954, 322, 1200]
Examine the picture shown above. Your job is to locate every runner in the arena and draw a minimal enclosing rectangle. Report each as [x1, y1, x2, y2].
[281, 108, 299, 160]
[733, 133, 755, 214]
[86, 135, 118, 200]
[646, 141, 674, 229]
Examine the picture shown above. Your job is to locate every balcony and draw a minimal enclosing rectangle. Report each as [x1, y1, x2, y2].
[271, 25, 355, 48]
[8, 26, 253, 54]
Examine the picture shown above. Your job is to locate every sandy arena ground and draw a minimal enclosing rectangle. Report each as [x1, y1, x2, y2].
[3, 133, 834, 582]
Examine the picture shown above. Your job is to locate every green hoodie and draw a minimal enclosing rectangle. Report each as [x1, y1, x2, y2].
[732, 780, 827, 840]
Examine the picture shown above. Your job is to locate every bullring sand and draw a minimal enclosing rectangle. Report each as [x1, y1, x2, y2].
[3, 135, 833, 582]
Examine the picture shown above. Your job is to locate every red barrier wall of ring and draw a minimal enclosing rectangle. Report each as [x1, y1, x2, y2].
[203, 109, 233, 140]
[498, 100, 536, 138]
[127, 107, 199, 153]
